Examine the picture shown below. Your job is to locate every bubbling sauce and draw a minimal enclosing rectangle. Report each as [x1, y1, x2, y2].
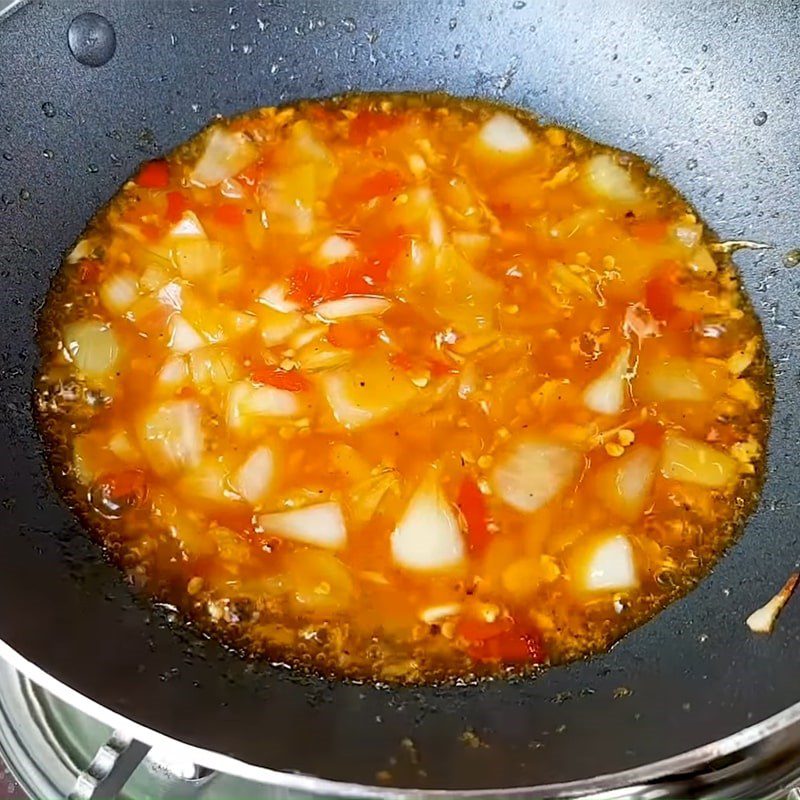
[36, 94, 770, 682]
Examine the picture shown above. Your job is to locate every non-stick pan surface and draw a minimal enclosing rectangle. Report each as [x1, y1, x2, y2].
[1, 0, 800, 792]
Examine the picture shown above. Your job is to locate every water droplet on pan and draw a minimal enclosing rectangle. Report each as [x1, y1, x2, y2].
[41, 101, 56, 118]
[67, 12, 117, 67]
[753, 110, 768, 126]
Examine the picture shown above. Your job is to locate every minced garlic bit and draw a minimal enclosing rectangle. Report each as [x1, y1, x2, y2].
[746, 573, 799, 634]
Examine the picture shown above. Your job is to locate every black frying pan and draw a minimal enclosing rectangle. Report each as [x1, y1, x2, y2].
[1, 0, 800, 793]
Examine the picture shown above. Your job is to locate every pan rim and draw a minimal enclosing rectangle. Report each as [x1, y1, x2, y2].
[0, 637, 797, 797]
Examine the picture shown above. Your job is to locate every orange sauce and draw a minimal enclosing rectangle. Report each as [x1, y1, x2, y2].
[36, 94, 770, 682]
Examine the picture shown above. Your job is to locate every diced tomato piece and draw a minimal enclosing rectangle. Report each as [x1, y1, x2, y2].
[286, 264, 320, 307]
[78, 259, 102, 284]
[457, 616, 509, 642]
[456, 476, 492, 554]
[288, 242, 401, 307]
[389, 352, 414, 372]
[354, 169, 405, 202]
[135, 159, 170, 189]
[165, 191, 189, 223]
[365, 231, 405, 285]
[140, 222, 162, 242]
[468, 628, 545, 663]
[251, 366, 310, 392]
[325, 261, 371, 299]
[645, 264, 678, 321]
[634, 420, 665, 448]
[214, 204, 245, 226]
[348, 110, 404, 146]
[327, 320, 377, 349]
[428, 357, 458, 378]
[633, 219, 669, 244]
[176, 385, 198, 399]
[458, 616, 545, 664]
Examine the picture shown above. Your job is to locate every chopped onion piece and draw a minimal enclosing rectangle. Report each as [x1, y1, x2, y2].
[660, 433, 738, 488]
[220, 177, 245, 199]
[107, 429, 139, 463]
[169, 314, 205, 353]
[232, 446, 275, 506]
[258, 502, 347, 550]
[317, 235, 356, 264]
[585, 154, 641, 203]
[429, 210, 446, 247]
[315, 295, 391, 321]
[687, 246, 718, 277]
[179, 457, 236, 504]
[452, 231, 491, 263]
[157, 281, 183, 311]
[173, 240, 223, 284]
[188, 346, 238, 389]
[297, 341, 354, 372]
[406, 238, 433, 283]
[63, 320, 120, 378]
[349, 469, 400, 523]
[673, 222, 703, 249]
[286, 549, 354, 613]
[478, 112, 533, 155]
[581, 533, 638, 592]
[227, 380, 302, 430]
[139, 263, 171, 293]
[639, 358, 707, 402]
[433, 244, 501, 332]
[407, 152, 427, 177]
[169, 211, 206, 239]
[322, 357, 417, 429]
[259, 307, 303, 347]
[583, 346, 631, 415]
[257, 282, 300, 313]
[594, 445, 658, 521]
[157, 355, 189, 389]
[491, 438, 582, 513]
[419, 603, 462, 625]
[67, 239, 93, 264]
[99, 271, 139, 315]
[190, 127, 257, 187]
[139, 399, 203, 475]
[289, 324, 327, 350]
[746, 573, 799, 634]
[238, 384, 300, 417]
[391, 479, 465, 572]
